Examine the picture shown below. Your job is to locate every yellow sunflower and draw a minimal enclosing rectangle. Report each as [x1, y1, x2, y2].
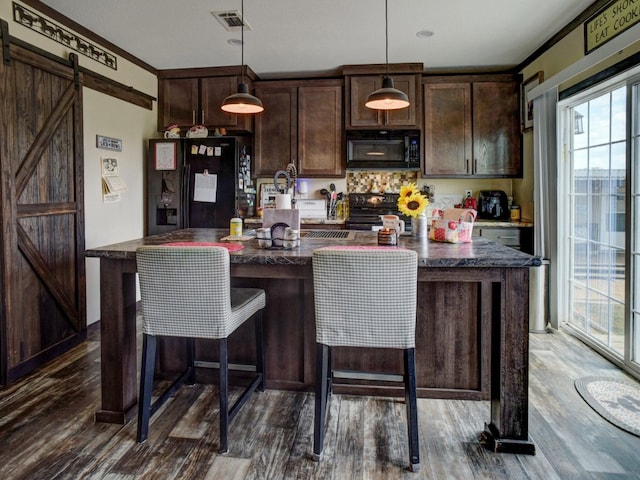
[398, 191, 429, 218]
[399, 183, 419, 200]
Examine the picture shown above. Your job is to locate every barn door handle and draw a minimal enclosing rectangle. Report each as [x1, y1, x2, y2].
[1, 20, 10, 65]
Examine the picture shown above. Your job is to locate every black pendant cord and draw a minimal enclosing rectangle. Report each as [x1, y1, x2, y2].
[385, 0, 389, 78]
[241, 0, 245, 84]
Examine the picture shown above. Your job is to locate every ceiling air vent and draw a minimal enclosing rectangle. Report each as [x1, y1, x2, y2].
[211, 10, 253, 32]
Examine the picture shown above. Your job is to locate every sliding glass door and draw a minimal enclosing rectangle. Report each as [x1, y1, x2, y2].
[632, 81, 640, 367]
[561, 72, 639, 376]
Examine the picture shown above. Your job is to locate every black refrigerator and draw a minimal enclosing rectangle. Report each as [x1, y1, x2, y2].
[147, 136, 255, 236]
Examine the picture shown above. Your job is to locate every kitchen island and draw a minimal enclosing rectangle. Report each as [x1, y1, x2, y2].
[85, 228, 541, 454]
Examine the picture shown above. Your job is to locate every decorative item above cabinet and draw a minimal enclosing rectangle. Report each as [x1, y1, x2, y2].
[423, 74, 522, 178]
[157, 66, 258, 134]
[344, 63, 423, 130]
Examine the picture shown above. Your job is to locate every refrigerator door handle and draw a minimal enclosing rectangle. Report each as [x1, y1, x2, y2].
[182, 163, 191, 228]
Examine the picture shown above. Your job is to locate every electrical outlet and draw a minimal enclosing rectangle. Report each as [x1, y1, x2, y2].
[465, 189, 473, 197]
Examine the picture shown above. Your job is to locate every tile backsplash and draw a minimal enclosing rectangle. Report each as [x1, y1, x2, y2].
[428, 194, 462, 211]
[346, 171, 418, 193]
[345, 171, 465, 218]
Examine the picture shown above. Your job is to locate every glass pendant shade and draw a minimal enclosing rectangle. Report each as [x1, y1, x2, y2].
[365, 76, 410, 110]
[221, 82, 264, 114]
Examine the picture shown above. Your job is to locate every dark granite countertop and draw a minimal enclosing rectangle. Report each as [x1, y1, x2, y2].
[244, 217, 532, 228]
[86, 228, 541, 268]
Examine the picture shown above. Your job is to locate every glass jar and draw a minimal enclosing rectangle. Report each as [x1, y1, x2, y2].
[377, 228, 398, 246]
[256, 227, 272, 248]
[510, 205, 521, 222]
[283, 227, 299, 249]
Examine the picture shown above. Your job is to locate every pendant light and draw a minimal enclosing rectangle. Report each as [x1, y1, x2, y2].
[365, 0, 410, 110]
[221, 0, 264, 114]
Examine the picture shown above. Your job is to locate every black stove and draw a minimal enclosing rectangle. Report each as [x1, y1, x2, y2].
[345, 193, 412, 231]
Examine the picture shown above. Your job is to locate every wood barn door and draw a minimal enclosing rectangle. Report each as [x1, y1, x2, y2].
[0, 42, 86, 384]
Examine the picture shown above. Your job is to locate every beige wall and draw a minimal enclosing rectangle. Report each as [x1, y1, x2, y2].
[82, 89, 157, 324]
[2, 0, 158, 324]
[518, 22, 640, 221]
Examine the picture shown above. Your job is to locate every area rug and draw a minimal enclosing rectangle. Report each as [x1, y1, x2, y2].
[574, 376, 640, 437]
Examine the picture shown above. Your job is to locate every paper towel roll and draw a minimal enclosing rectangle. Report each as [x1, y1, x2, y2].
[275, 193, 291, 209]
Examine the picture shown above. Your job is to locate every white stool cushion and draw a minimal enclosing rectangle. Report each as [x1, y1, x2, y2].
[312, 248, 418, 349]
[136, 246, 265, 339]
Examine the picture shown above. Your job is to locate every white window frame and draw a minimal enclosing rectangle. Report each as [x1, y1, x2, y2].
[557, 68, 640, 378]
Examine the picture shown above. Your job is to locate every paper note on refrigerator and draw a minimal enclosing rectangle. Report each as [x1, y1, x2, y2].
[193, 173, 217, 203]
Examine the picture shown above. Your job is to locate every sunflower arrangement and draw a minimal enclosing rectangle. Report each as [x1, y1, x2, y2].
[397, 183, 429, 218]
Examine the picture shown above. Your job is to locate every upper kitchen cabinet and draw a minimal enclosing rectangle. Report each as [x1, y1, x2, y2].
[157, 66, 257, 133]
[253, 79, 344, 177]
[344, 64, 423, 130]
[423, 75, 521, 177]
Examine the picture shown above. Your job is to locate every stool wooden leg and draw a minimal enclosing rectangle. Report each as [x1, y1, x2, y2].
[219, 338, 229, 454]
[137, 334, 156, 443]
[313, 343, 330, 461]
[404, 348, 420, 472]
[254, 311, 265, 392]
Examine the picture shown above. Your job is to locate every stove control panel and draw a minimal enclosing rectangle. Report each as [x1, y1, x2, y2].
[349, 193, 399, 208]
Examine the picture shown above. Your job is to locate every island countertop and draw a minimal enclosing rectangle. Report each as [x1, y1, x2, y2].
[85, 228, 541, 268]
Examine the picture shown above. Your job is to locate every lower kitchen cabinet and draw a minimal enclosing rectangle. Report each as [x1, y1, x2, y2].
[476, 226, 533, 254]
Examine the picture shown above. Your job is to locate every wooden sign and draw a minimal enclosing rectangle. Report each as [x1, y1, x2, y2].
[96, 135, 122, 151]
[585, 0, 640, 54]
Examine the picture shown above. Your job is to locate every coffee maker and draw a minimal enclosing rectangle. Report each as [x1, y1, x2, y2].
[478, 190, 510, 220]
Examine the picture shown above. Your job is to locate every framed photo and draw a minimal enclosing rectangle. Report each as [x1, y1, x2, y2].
[154, 142, 177, 170]
[521, 71, 543, 132]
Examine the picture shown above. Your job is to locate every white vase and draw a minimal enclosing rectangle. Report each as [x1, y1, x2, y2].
[412, 214, 428, 239]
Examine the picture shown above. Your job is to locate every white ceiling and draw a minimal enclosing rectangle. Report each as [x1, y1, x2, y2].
[39, 0, 594, 77]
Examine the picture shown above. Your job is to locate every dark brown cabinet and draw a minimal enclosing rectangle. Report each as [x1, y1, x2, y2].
[475, 226, 533, 254]
[423, 76, 521, 177]
[346, 74, 421, 129]
[254, 79, 344, 177]
[157, 67, 256, 133]
[158, 77, 199, 128]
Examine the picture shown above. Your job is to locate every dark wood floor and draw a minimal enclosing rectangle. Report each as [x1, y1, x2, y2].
[1, 324, 639, 479]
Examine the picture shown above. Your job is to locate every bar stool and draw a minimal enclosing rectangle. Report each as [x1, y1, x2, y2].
[135, 245, 265, 453]
[312, 247, 420, 472]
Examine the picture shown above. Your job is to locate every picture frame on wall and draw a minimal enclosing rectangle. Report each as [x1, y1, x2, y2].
[521, 71, 544, 132]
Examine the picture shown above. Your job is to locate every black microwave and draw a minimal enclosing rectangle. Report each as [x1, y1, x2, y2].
[346, 130, 420, 170]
